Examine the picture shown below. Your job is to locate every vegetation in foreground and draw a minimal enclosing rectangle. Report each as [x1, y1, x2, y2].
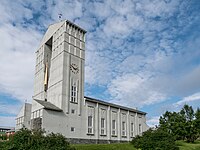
[74, 143, 135, 150]
[73, 141, 200, 150]
[160, 104, 200, 143]
[0, 128, 200, 150]
[131, 129, 179, 150]
[131, 104, 200, 150]
[0, 128, 75, 150]
[176, 140, 200, 150]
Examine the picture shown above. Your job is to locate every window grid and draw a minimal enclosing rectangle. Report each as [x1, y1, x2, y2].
[16, 116, 24, 126]
[112, 120, 116, 136]
[100, 118, 106, 135]
[88, 116, 93, 134]
[71, 84, 77, 102]
[131, 123, 134, 137]
[122, 121, 126, 136]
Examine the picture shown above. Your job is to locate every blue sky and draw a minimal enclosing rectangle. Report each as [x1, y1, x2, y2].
[0, 0, 200, 127]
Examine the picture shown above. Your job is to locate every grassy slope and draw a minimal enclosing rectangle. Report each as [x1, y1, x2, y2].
[177, 140, 200, 150]
[73, 141, 200, 150]
[73, 143, 136, 150]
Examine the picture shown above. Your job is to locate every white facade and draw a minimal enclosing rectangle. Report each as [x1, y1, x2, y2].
[16, 103, 32, 131]
[16, 20, 148, 143]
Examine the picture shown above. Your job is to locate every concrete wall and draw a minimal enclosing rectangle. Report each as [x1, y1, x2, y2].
[16, 103, 32, 130]
[46, 21, 85, 116]
[41, 99, 148, 143]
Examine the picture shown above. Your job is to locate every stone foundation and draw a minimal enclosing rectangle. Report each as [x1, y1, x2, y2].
[67, 138, 129, 144]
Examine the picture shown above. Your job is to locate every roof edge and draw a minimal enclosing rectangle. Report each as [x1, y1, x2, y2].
[84, 96, 147, 115]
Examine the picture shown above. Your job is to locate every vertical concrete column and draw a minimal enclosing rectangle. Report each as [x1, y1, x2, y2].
[118, 108, 121, 141]
[127, 111, 130, 141]
[135, 112, 138, 135]
[95, 103, 99, 142]
[77, 59, 83, 116]
[66, 54, 71, 114]
[107, 106, 111, 141]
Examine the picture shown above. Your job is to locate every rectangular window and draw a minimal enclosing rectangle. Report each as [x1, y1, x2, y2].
[71, 109, 75, 114]
[139, 124, 142, 133]
[88, 116, 93, 134]
[71, 82, 77, 103]
[112, 120, 116, 136]
[71, 127, 75, 132]
[122, 121, 126, 136]
[131, 123, 134, 137]
[100, 118, 105, 135]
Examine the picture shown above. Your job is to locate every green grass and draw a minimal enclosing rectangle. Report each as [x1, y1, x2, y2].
[176, 140, 200, 150]
[73, 141, 200, 150]
[73, 143, 136, 150]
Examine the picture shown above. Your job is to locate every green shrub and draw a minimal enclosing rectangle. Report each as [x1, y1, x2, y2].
[1, 128, 75, 150]
[131, 129, 179, 150]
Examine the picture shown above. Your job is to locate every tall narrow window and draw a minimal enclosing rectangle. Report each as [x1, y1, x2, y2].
[87, 106, 94, 134]
[130, 123, 134, 137]
[122, 121, 126, 136]
[88, 116, 93, 134]
[112, 120, 116, 136]
[100, 118, 105, 135]
[71, 80, 78, 103]
[139, 124, 142, 133]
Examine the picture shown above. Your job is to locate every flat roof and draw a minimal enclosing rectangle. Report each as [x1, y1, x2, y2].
[84, 96, 147, 115]
[34, 99, 62, 112]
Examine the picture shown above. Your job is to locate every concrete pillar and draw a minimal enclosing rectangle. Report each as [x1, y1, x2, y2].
[95, 103, 99, 142]
[118, 108, 121, 141]
[135, 112, 138, 135]
[127, 111, 130, 141]
[107, 106, 111, 141]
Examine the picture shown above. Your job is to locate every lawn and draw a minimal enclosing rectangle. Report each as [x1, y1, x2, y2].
[73, 141, 200, 150]
[176, 140, 200, 150]
[73, 143, 136, 150]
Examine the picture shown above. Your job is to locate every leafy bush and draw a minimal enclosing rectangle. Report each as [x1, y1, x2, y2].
[131, 129, 179, 150]
[1, 128, 75, 150]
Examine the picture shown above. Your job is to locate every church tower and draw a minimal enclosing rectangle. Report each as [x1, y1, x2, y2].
[17, 20, 149, 142]
[33, 20, 86, 115]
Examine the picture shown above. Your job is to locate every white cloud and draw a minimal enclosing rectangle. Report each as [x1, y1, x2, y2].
[108, 73, 166, 108]
[0, 23, 42, 101]
[175, 92, 200, 106]
[147, 116, 160, 127]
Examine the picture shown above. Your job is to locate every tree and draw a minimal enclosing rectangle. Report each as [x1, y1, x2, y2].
[159, 104, 199, 143]
[180, 105, 198, 143]
[159, 111, 186, 140]
[195, 108, 200, 137]
[131, 129, 179, 150]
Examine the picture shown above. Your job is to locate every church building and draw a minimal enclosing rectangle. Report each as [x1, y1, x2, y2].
[16, 20, 149, 143]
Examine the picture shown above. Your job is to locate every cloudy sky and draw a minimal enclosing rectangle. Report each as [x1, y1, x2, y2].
[0, 0, 200, 127]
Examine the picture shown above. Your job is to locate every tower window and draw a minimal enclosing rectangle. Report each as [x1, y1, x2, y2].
[71, 81, 78, 103]
[71, 127, 75, 132]
[71, 109, 75, 114]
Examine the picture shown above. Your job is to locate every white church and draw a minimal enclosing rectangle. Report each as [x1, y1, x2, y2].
[16, 20, 149, 143]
